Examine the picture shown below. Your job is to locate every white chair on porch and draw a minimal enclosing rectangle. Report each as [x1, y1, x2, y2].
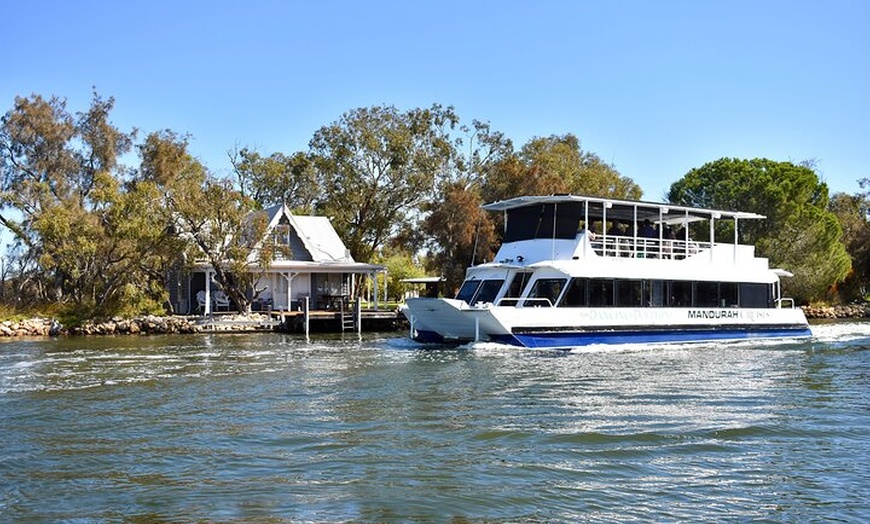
[195, 290, 208, 313]
[213, 290, 231, 312]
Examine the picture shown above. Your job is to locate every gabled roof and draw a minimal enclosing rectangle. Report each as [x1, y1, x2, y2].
[187, 205, 385, 274]
[254, 205, 385, 274]
[261, 204, 354, 263]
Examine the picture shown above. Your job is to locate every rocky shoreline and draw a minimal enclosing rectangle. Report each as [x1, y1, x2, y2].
[801, 304, 870, 319]
[0, 306, 866, 338]
[0, 314, 277, 337]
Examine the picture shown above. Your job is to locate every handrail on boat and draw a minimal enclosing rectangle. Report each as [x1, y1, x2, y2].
[589, 236, 706, 259]
[518, 297, 554, 308]
[497, 298, 521, 307]
[776, 298, 796, 309]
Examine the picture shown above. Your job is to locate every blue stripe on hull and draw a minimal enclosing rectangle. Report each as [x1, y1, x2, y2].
[490, 327, 813, 349]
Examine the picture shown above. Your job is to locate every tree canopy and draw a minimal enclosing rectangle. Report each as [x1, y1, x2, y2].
[828, 179, 870, 302]
[667, 158, 851, 303]
[2, 92, 866, 318]
[0, 93, 174, 317]
[309, 104, 459, 262]
[138, 131, 281, 314]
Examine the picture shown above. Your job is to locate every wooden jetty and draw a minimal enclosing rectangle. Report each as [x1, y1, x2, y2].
[271, 298, 401, 334]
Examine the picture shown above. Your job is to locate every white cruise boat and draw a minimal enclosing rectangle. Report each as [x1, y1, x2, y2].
[403, 194, 811, 348]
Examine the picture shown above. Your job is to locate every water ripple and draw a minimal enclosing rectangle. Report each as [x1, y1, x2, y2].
[1, 328, 869, 522]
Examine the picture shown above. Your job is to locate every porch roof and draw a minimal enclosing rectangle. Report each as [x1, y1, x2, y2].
[191, 260, 385, 274]
[258, 260, 386, 274]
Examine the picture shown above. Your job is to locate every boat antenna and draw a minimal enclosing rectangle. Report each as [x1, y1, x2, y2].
[471, 210, 483, 266]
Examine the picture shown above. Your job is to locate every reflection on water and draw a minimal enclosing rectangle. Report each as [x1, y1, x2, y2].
[1, 323, 869, 522]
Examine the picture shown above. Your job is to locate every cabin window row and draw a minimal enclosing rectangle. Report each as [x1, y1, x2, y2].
[457, 277, 773, 308]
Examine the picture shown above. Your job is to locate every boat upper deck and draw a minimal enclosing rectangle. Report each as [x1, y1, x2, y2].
[481, 194, 768, 268]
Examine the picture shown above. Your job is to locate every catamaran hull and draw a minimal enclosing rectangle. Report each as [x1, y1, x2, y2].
[403, 298, 480, 343]
[489, 325, 812, 349]
[403, 299, 811, 348]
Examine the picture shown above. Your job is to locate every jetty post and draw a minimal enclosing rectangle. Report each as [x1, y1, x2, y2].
[303, 295, 310, 337]
[355, 299, 362, 333]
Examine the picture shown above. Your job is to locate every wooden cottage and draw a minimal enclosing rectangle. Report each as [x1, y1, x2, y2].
[168, 204, 386, 315]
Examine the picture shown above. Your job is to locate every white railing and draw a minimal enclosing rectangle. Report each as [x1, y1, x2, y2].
[589, 236, 707, 259]
[776, 298, 796, 309]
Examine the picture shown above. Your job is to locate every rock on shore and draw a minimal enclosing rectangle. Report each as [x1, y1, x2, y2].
[68, 315, 200, 336]
[0, 318, 59, 337]
[0, 314, 276, 337]
[801, 304, 870, 319]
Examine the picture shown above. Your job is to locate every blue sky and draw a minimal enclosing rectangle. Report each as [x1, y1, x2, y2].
[2, 0, 868, 202]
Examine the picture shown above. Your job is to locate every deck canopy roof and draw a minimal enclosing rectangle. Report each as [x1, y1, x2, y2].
[482, 194, 765, 242]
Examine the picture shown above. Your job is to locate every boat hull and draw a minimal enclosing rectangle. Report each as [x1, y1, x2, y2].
[403, 299, 812, 349]
[402, 298, 480, 343]
[490, 325, 812, 349]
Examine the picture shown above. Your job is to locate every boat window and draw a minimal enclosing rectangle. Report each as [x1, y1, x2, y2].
[589, 279, 615, 306]
[720, 282, 739, 307]
[695, 282, 720, 307]
[669, 281, 692, 307]
[559, 278, 588, 307]
[504, 202, 585, 242]
[505, 272, 533, 298]
[473, 279, 504, 305]
[526, 278, 566, 307]
[646, 280, 666, 307]
[740, 283, 772, 308]
[616, 280, 644, 307]
[455, 280, 482, 304]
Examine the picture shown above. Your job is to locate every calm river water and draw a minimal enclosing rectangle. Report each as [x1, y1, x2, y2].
[1, 322, 869, 523]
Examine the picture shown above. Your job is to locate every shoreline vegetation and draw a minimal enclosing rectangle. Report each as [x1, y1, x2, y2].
[0, 306, 867, 338]
[2, 94, 868, 325]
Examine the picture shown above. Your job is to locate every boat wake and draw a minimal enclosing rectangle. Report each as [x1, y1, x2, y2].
[808, 320, 870, 347]
[464, 320, 870, 354]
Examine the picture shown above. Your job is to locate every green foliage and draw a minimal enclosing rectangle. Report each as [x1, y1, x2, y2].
[423, 132, 643, 293]
[667, 158, 851, 303]
[231, 148, 318, 212]
[142, 131, 276, 314]
[376, 250, 427, 302]
[0, 92, 173, 316]
[310, 104, 460, 261]
[519, 134, 643, 199]
[21, 92, 848, 321]
[423, 182, 497, 294]
[829, 181, 870, 302]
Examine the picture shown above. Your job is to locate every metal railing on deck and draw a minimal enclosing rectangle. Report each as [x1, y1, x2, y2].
[589, 236, 707, 259]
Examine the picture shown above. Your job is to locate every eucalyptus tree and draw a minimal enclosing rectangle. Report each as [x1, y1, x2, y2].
[230, 147, 318, 212]
[420, 119, 514, 291]
[423, 130, 644, 292]
[309, 104, 459, 261]
[667, 158, 850, 303]
[517, 134, 643, 200]
[138, 131, 282, 313]
[422, 180, 498, 294]
[0, 92, 172, 315]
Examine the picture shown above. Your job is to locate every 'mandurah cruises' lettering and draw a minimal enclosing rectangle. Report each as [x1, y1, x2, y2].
[688, 310, 739, 319]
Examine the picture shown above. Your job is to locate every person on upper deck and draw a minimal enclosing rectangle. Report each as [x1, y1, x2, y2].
[639, 219, 657, 238]
[579, 222, 597, 240]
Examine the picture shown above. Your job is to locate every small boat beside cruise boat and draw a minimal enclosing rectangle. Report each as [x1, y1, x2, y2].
[402, 194, 811, 349]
